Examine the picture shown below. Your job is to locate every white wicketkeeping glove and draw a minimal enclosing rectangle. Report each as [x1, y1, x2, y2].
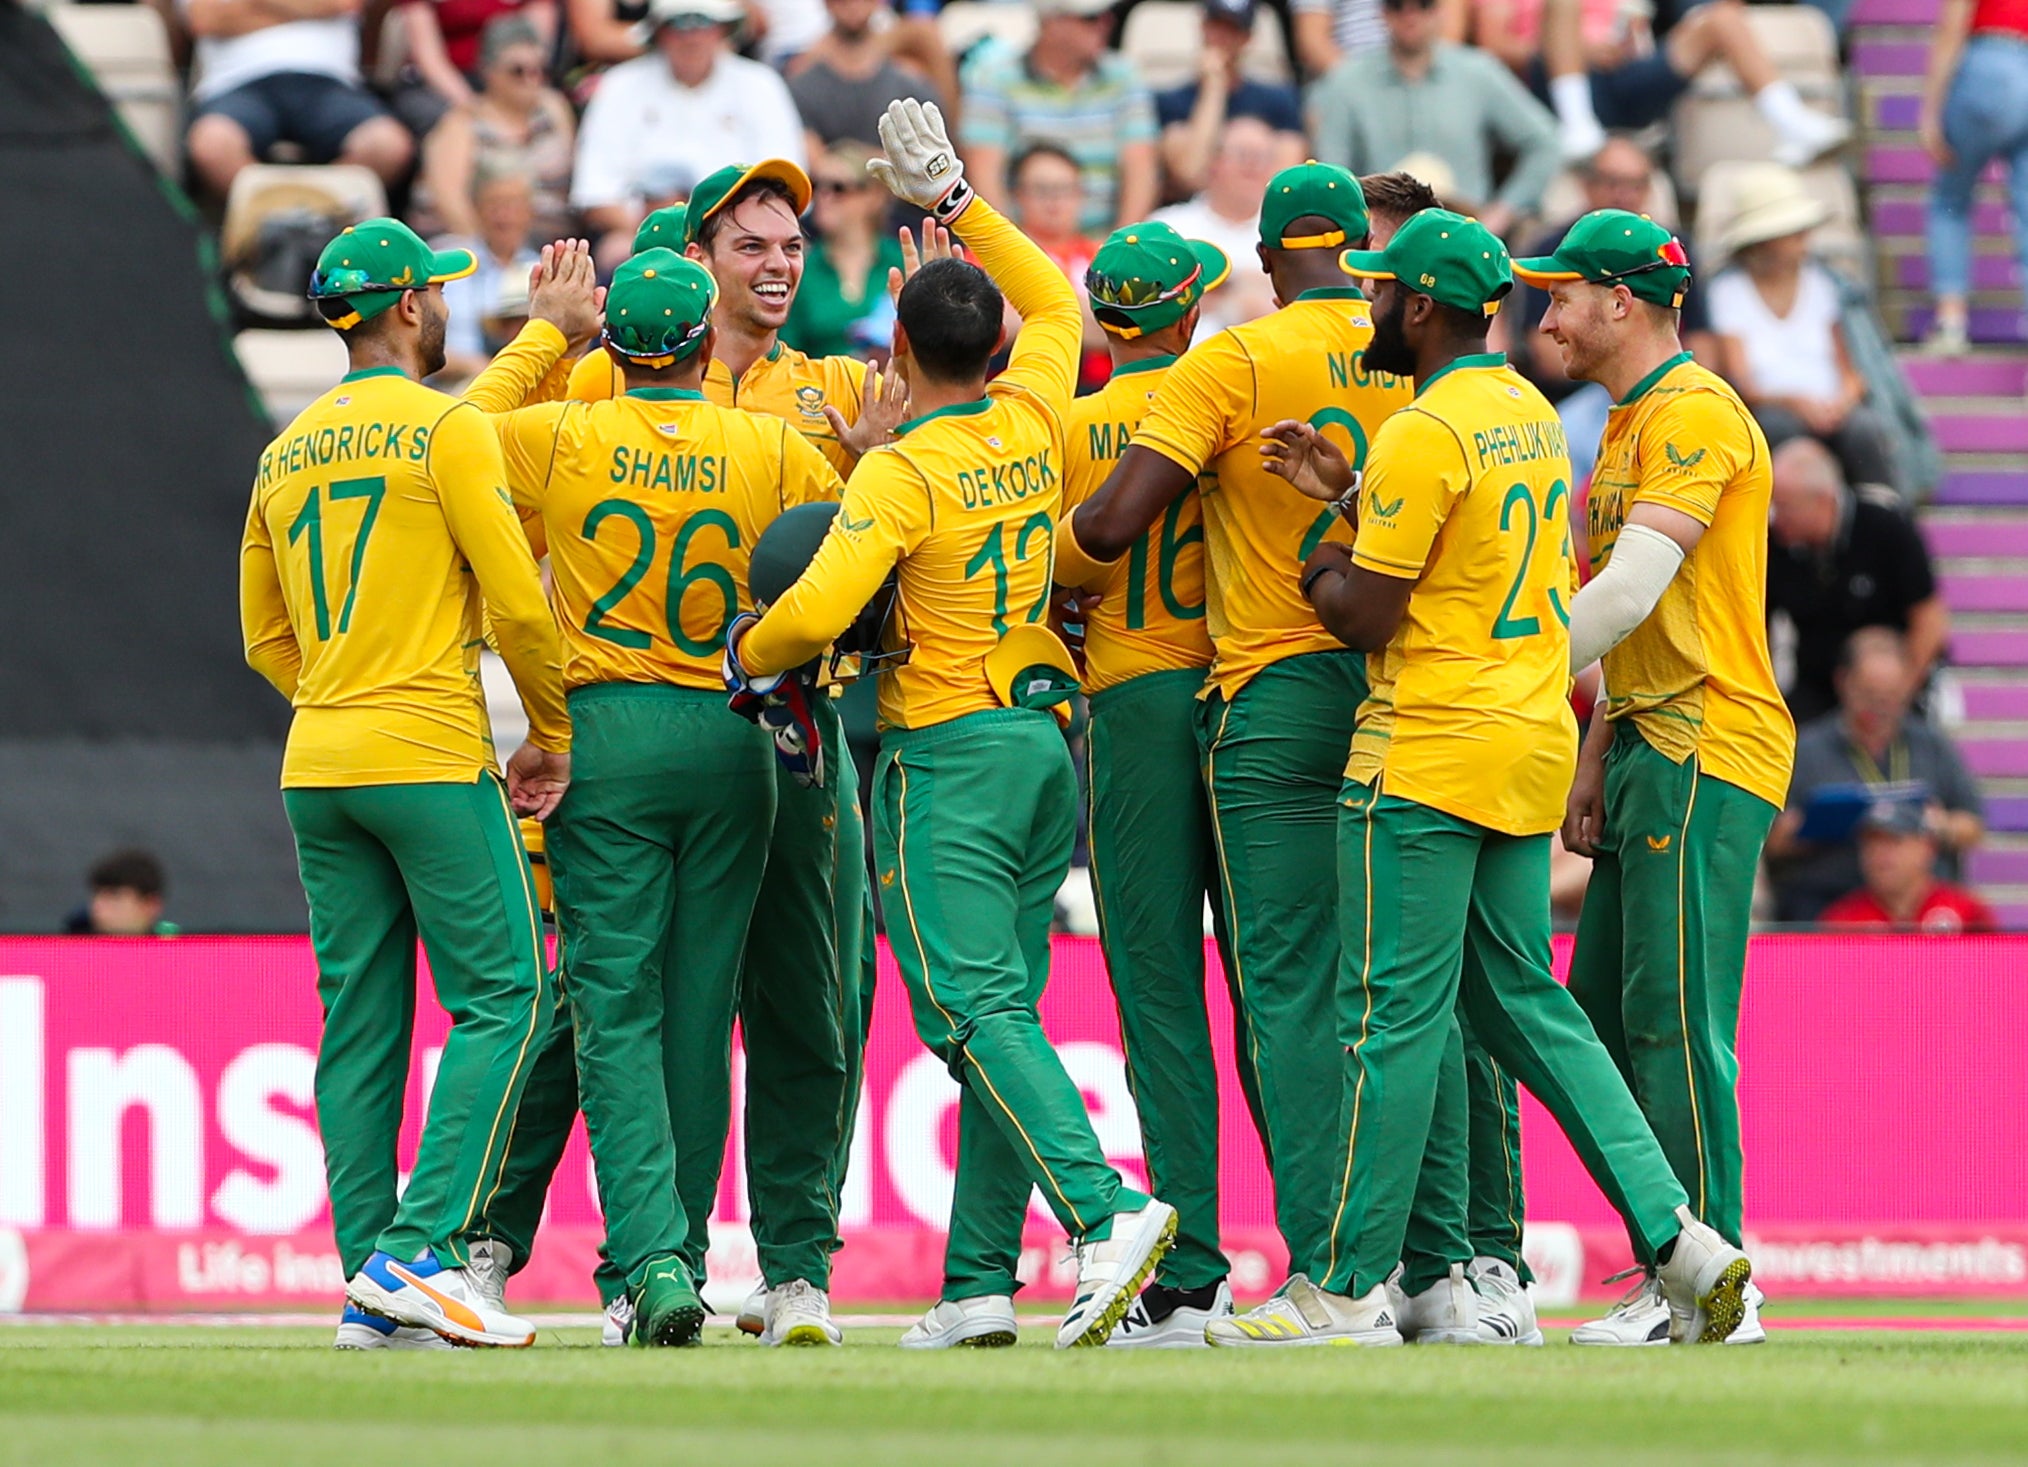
[870, 98, 974, 223]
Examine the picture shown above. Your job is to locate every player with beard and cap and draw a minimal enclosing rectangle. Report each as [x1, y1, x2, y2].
[1218, 209, 1752, 1347]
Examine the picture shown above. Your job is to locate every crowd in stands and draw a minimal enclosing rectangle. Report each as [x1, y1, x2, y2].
[73, 0, 2006, 930]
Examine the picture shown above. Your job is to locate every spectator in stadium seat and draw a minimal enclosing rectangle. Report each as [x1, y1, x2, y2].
[182, 0, 414, 200]
[781, 140, 904, 359]
[1766, 440, 1951, 725]
[570, 0, 806, 269]
[1155, 0, 1305, 198]
[1708, 166, 1897, 492]
[787, 0, 948, 153]
[412, 14, 576, 241]
[1821, 797, 1997, 933]
[1308, 0, 1560, 241]
[958, 0, 1160, 236]
[1475, 0, 1848, 166]
[1766, 628, 1985, 923]
[1291, 0, 1466, 78]
[1004, 143, 1113, 390]
[435, 160, 544, 382]
[560, 0, 649, 66]
[388, 0, 557, 138]
[1151, 115, 1286, 333]
[63, 850, 178, 937]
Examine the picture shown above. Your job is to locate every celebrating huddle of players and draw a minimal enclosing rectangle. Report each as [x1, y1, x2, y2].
[240, 97, 1793, 1354]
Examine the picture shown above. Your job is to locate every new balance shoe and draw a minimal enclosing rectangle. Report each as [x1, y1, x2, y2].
[601, 1294, 635, 1347]
[1655, 1206, 1753, 1344]
[333, 1304, 452, 1350]
[1571, 1268, 1670, 1346]
[899, 1295, 1019, 1349]
[1105, 1279, 1231, 1349]
[735, 1281, 767, 1338]
[466, 1238, 514, 1311]
[1725, 1282, 1768, 1346]
[632, 1255, 706, 1347]
[1388, 1262, 1480, 1345]
[1467, 1257, 1542, 1346]
[1055, 1199, 1178, 1349]
[1206, 1275, 1402, 1348]
[760, 1279, 843, 1347]
[346, 1249, 537, 1348]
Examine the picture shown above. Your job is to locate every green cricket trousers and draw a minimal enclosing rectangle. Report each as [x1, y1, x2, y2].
[285, 772, 552, 1278]
[876, 708, 1149, 1299]
[1088, 666, 1266, 1292]
[1319, 779, 1689, 1298]
[1194, 649, 1365, 1279]
[1566, 723, 1777, 1248]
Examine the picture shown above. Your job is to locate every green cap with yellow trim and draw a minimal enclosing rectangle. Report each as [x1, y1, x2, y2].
[1338, 208, 1512, 317]
[1259, 160, 1368, 252]
[1511, 209, 1691, 307]
[309, 217, 477, 328]
[633, 202, 689, 254]
[603, 248, 716, 365]
[681, 159, 813, 248]
[1085, 221, 1232, 338]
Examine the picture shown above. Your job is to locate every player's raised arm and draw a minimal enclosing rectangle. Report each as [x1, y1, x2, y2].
[462, 240, 606, 412]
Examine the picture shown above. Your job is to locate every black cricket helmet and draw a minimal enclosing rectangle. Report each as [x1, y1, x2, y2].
[748, 502, 908, 676]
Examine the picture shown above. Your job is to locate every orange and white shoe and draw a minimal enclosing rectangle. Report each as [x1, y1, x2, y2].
[346, 1249, 537, 1348]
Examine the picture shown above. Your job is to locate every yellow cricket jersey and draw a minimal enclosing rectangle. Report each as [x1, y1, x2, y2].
[1130, 288, 1413, 697]
[738, 195, 1081, 731]
[568, 338, 867, 477]
[1588, 353, 1795, 808]
[240, 366, 570, 788]
[494, 388, 844, 692]
[1348, 354, 1577, 836]
[1058, 356, 1213, 694]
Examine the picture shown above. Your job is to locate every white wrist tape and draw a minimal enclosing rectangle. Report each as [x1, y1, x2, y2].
[1567, 521, 1685, 673]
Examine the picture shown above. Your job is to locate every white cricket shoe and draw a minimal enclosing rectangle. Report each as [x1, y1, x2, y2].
[1055, 1199, 1178, 1349]
[899, 1295, 1019, 1349]
[1656, 1206, 1754, 1344]
[466, 1238, 513, 1311]
[1106, 1279, 1231, 1349]
[601, 1294, 634, 1347]
[334, 1304, 452, 1350]
[1570, 1268, 1671, 1346]
[736, 1281, 767, 1337]
[760, 1279, 843, 1347]
[1725, 1282, 1768, 1346]
[1206, 1275, 1403, 1348]
[1467, 1257, 1542, 1345]
[1388, 1262, 1480, 1344]
[346, 1249, 537, 1348]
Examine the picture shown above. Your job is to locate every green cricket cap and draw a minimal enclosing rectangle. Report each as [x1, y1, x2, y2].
[602, 249, 716, 365]
[1085, 221, 1232, 338]
[1259, 160, 1368, 251]
[1511, 209, 1691, 307]
[309, 217, 477, 328]
[681, 159, 813, 248]
[1338, 208, 1512, 317]
[633, 203, 689, 254]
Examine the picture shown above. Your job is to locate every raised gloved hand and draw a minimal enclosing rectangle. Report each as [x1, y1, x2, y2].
[870, 98, 974, 224]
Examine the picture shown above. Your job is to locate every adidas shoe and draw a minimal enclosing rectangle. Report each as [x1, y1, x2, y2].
[1655, 1206, 1754, 1344]
[899, 1295, 1019, 1349]
[1570, 1268, 1670, 1346]
[346, 1249, 537, 1348]
[466, 1238, 514, 1311]
[601, 1294, 634, 1347]
[333, 1304, 452, 1350]
[1055, 1199, 1178, 1349]
[735, 1281, 767, 1338]
[1467, 1257, 1542, 1346]
[1106, 1279, 1231, 1349]
[1725, 1281, 1768, 1346]
[760, 1279, 843, 1347]
[1388, 1262, 1480, 1344]
[1206, 1274, 1403, 1348]
[632, 1255, 706, 1347]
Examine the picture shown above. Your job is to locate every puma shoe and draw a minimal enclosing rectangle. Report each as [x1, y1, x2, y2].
[333, 1304, 452, 1350]
[1205, 1275, 1403, 1348]
[346, 1249, 537, 1348]
[760, 1279, 843, 1347]
[1055, 1199, 1178, 1349]
[1467, 1257, 1542, 1346]
[632, 1255, 707, 1347]
[1656, 1206, 1754, 1344]
[1388, 1262, 1480, 1345]
[899, 1295, 1019, 1349]
[1106, 1279, 1231, 1349]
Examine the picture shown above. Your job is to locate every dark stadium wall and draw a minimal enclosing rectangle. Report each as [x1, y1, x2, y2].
[0, 7, 306, 931]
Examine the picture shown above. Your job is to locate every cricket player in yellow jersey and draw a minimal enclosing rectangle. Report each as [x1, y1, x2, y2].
[1212, 210, 1750, 1346]
[729, 100, 1177, 1351]
[1057, 162, 1411, 1285]
[1516, 211, 1794, 1346]
[1053, 221, 1259, 1347]
[240, 219, 580, 1350]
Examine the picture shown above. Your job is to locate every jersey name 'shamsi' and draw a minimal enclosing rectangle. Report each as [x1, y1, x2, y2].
[259, 421, 432, 486]
[956, 450, 1056, 511]
[606, 446, 730, 494]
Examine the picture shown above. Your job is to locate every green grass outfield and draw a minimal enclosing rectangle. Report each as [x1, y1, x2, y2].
[4, 1315, 2027, 1466]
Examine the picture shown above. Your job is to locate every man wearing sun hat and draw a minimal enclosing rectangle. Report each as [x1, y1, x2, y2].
[1050, 221, 1252, 1347]
[1514, 208, 1792, 1347]
[1060, 162, 1413, 1291]
[241, 218, 583, 1350]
